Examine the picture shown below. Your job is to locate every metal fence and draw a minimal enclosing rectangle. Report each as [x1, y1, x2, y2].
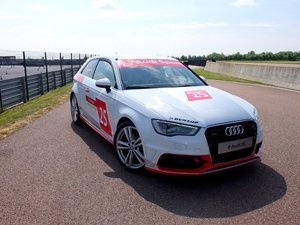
[0, 50, 93, 112]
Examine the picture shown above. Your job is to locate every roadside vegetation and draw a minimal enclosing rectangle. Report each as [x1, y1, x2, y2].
[222, 60, 300, 64]
[193, 68, 266, 85]
[179, 51, 300, 62]
[0, 84, 72, 140]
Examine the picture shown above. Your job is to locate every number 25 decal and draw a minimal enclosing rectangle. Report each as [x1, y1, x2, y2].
[86, 96, 112, 136]
[185, 90, 212, 101]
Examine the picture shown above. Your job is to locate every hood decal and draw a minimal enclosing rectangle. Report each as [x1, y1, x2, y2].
[185, 90, 212, 101]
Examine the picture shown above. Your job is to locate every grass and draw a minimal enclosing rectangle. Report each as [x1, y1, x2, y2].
[224, 60, 300, 64]
[0, 84, 72, 140]
[193, 68, 267, 85]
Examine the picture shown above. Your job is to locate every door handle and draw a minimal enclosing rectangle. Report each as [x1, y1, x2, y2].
[85, 88, 90, 93]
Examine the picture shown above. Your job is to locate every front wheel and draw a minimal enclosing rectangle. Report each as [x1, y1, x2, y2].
[115, 121, 145, 171]
[70, 94, 81, 125]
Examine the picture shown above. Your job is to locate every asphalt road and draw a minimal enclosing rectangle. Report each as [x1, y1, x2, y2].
[0, 81, 299, 225]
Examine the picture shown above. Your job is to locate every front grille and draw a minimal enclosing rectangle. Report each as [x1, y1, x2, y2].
[205, 121, 257, 164]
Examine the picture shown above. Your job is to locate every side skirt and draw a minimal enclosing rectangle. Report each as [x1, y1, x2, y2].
[80, 115, 114, 145]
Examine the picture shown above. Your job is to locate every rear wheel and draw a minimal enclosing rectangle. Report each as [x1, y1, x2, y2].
[70, 94, 81, 125]
[115, 121, 145, 171]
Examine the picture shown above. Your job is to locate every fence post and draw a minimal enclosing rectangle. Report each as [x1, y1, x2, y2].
[60, 53, 64, 86]
[21, 77, 27, 103]
[40, 74, 44, 95]
[79, 54, 81, 69]
[22, 51, 29, 101]
[63, 70, 66, 84]
[70, 53, 73, 76]
[44, 52, 49, 92]
[0, 86, 3, 112]
[53, 72, 56, 89]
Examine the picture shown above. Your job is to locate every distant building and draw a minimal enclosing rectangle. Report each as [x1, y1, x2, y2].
[0, 56, 16, 60]
[0, 56, 20, 65]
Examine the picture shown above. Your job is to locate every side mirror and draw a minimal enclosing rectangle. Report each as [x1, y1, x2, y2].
[182, 61, 189, 66]
[199, 75, 206, 82]
[95, 78, 111, 93]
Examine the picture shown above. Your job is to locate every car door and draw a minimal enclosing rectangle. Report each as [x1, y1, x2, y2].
[87, 60, 117, 139]
[76, 59, 99, 122]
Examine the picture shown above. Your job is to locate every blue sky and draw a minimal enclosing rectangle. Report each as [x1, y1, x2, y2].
[0, 0, 299, 56]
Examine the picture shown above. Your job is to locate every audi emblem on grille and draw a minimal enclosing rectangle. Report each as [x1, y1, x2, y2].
[225, 125, 244, 136]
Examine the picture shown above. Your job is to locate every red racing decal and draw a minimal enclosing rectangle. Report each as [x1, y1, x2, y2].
[117, 59, 184, 68]
[74, 74, 85, 83]
[185, 90, 212, 101]
[86, 96, 112, 136]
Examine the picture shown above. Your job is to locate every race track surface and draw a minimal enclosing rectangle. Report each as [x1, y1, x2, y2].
[0, 81, 299, 225]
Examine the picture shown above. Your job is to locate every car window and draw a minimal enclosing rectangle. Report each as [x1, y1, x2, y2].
[81, 59, 99, 78]
[118, 59, 205, 89]
[93, 61, 116, 88]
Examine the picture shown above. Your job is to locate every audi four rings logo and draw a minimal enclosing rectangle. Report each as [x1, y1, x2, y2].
[225, 125, 244, 136]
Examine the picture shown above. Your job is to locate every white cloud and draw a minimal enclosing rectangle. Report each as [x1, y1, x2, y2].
[91, 0, 151, 17]
[241, 22, 280, 28]
[146, 22, 229, 32]
[94, 10, 151, 18]
[170, 22, 229, 29]
[230, 0, 257, 7]
[0, 14, 25, 20]
[93, 0, 119, 10]
[29, 3, 50, 12]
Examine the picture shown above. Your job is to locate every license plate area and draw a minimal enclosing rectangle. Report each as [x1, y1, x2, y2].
[218, 137, 253, 154]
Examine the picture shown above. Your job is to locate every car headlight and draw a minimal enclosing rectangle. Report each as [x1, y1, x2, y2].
[152, 119, 200, 136]
[253, 108, 263, 126]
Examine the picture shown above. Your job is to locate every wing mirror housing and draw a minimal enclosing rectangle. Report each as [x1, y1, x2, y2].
[95, 78, 111, 93]
[182, 61, 189, 66]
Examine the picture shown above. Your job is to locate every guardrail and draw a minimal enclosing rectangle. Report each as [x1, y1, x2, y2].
[0, 50, 95, 112]
[205, 61, 300, 90]
[0, 67, 79, 112]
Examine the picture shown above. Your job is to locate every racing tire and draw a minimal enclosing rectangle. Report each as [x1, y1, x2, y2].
[70, 94, 82, 125]
[115, 121, 145, 171]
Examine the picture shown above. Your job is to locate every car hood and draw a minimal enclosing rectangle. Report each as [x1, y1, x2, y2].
[123, 85, 255, 127]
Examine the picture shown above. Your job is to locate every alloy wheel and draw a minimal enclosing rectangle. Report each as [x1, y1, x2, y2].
[116, 124, 145, 170]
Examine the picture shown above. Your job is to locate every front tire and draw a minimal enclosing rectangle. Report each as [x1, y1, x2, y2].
[70, 94, 81, 125]
[115, 121, 145, 171]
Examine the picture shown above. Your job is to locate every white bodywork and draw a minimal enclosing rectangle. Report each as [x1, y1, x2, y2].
[71, 56, 263, 175]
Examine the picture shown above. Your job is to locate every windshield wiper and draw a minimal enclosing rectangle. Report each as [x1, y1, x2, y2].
[125, 85, 155, 90]
[174, 84, 197, 87]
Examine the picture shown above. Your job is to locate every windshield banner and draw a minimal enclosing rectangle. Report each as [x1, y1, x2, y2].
[117, 59, 184, 68]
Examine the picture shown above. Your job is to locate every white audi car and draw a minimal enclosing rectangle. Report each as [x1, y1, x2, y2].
[70, 56, 263, 175]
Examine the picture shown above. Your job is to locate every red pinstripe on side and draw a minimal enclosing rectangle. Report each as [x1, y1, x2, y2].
[80, 115, 114, 145]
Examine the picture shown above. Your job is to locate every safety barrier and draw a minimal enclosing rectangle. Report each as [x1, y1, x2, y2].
[205, 61, 300, 90]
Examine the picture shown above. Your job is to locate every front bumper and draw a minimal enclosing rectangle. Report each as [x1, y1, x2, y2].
[141, 119, 263, 175]
[144, 137, 262, 175]
[145, 152, 261, 175]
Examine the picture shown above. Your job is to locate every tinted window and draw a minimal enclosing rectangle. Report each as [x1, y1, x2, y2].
[93, 61, 116, 87]
[81, 59, 98, 78]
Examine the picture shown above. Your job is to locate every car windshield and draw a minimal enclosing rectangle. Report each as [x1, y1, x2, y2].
[118, 59, 205, 90]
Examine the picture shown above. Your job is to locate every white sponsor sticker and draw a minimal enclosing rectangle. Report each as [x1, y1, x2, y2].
[218, 137, 253, 154]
